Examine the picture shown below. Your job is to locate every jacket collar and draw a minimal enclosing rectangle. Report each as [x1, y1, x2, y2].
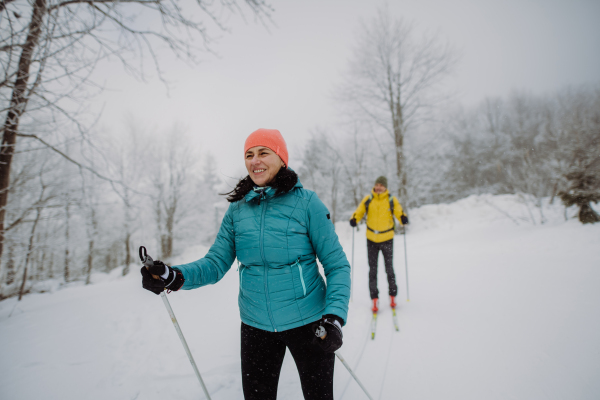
[371, 189, 389, 200]
[245, 168, 303, 203]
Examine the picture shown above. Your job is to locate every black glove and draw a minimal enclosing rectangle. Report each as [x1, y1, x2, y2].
[400, 215, 409, 225]
[311, 314, 344, 353]
[140, 260, 185, 295]
[349, 218, 357, 227]
[147, 259, 168, 276]
[141, 266, 165, 295]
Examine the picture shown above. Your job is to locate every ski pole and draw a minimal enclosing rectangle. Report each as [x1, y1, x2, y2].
[351, 226, 355, 302]
[140, 247, 212, 400]
[335, 351, 374, 400]
[403, 225, 410, 302]
[315, 326, 374, 400]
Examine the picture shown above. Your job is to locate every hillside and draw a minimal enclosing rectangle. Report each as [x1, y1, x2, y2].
[1, 195, 599, 399]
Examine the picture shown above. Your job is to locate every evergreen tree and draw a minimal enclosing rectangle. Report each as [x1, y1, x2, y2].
[558, 162, 600, 224]
[557, 88, 600, 224]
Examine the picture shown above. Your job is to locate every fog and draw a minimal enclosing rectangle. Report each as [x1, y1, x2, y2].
[93, 0, 600, 174]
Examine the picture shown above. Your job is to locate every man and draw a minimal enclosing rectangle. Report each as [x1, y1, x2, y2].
[350, 176, 408, 312]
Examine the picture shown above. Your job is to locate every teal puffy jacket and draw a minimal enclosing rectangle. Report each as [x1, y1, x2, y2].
[172, 178, 351, 332]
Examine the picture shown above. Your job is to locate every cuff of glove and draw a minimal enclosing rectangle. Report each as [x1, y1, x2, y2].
[323, 314, 345, 327]
[163, 268, 185, 291]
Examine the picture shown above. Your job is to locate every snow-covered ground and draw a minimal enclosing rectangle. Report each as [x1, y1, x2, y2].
[1, 195, 599, 400]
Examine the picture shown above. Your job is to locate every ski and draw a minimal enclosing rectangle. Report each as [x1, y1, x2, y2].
[392, 308, 400, 332]
[371, 312, 377, 340]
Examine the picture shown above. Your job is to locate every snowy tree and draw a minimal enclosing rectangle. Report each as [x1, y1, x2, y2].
[0, 0, 273, 267]
[557, 88, 600, 223]
[150, 126, 199, 260]
[199, 152, 226, 244]
[444, 86, 600, 224]
[336, 6, 457, 206]
[298, 127, 391, 223]
[559, 167, 600, 223]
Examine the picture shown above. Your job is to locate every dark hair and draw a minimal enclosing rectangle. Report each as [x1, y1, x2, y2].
[222, 168, 299, 203]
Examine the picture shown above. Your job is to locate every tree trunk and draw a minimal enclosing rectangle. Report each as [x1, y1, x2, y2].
[85, 208, 97, 284]
[85, 238, 94, 284]
[389, 76, 407, 206]
[162, 204, 175, 259]
[18, 267, 28, 301]
[37, 235, 46, 281]
[122, 192, 132, 276]
[579, 202, 600, 224]
[64, 202, 70, 282]
[123, 232, 131, 276]
[19, 207, 41, 300]
[394, 125, 407, 205]
[5, 244, 15, 285]
[0, 0, 47, 265]
[48, 252, 54, 279]
[330, 176, 338, 225]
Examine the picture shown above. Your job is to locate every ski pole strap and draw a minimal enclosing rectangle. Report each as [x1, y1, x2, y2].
[139, 246, 147, 262]
[366, 226, 394, 234]
[139, 246, 154, 268]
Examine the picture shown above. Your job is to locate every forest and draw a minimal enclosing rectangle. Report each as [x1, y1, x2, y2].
[1, 1, 598, 300]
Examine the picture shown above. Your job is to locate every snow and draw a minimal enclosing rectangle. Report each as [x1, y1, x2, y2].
[1, 195, 599, 399]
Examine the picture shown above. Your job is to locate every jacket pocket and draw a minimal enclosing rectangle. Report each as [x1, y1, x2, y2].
[239, 264, 246, 294]
[292, 259, 307, 298]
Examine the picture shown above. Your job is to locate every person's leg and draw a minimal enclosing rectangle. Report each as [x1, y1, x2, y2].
[381, 239, 398, 297]
[241, 323, 286, 400]
[367, 239, 380, 299]
[283, 324, 336, 400]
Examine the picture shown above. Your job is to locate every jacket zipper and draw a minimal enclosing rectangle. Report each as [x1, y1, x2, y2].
[259, 192, 278, 332]
[293, 259, 307, 297]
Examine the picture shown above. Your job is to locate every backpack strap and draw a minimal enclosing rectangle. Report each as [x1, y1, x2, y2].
[364, 194, 373, 214]
[365, 194, 397, 232]
[389, 196, 396, 230]
[366, 194, 395, 217]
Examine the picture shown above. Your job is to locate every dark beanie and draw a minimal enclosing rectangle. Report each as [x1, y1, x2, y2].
[374, 176, 388, 188]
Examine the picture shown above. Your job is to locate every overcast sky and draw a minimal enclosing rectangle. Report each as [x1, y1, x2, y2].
[94, 0, 600, 180]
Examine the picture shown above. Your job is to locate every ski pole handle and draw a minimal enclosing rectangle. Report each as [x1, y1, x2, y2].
[315, 325, 327, 340]
[139, 246, 161, 280]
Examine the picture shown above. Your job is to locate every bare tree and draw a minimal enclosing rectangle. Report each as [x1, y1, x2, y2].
[6, 154, 58, 298]
[200, 152, 225, 243]
[337, 7, 457, 205]
[111, 120, 149, 275]
[298, 129, 370, 224]
[84, 204, 97, 285]
[63, 193, 70, 281]
[0, 0, 273, 265]
[18, 194, 42, 300]
[150, 125, 196, 260]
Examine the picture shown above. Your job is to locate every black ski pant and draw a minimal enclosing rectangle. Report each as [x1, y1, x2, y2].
[241, 322, 335, 400]
[367, 238, 398, 299]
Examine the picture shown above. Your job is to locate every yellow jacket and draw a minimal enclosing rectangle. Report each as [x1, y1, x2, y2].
[351, 190, 405, 243]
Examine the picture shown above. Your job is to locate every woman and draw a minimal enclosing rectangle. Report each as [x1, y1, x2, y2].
[141, 128, 351, 399]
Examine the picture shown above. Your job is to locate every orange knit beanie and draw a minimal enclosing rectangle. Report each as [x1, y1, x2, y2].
[244, 129, 289, 167]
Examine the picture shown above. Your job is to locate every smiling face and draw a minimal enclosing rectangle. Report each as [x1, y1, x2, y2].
[373, 183, 387, 194]
[245, 146, 285, 187]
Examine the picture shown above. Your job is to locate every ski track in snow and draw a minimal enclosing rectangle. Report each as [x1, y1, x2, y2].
[0, 195, 599, 399]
